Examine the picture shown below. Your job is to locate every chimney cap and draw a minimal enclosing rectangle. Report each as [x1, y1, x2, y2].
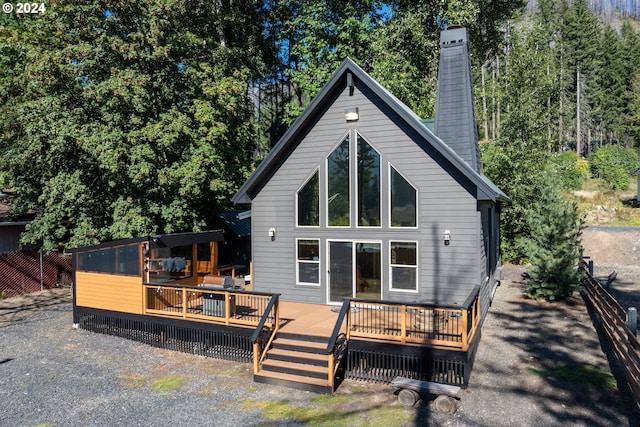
[440, 27, 468, 47]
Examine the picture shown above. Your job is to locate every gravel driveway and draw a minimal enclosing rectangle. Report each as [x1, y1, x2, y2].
[1, 263, 638, 426]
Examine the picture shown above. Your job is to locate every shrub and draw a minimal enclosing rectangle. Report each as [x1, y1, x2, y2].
[549, 151, 588, 190]
[589, 145, 638, 190]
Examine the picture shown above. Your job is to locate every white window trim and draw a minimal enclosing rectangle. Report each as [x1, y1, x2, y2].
[388, 163, 419, 229]
[355, 131, 383, 229]
[295, 167, 321, 228]
[296, 238, 321, 286]
[326, 132, 351, 228]
[389, 240, 419, 293]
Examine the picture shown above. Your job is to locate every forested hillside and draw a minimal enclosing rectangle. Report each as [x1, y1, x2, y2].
[528, 0, 640, 18]
[0, 0, 638, 255]
[484, 0, 640, 154]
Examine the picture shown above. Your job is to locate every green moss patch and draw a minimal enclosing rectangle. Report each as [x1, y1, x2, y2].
[149, 373, 186, 394]
[529, 363, 617, 389]
[238, 398, 412, 427]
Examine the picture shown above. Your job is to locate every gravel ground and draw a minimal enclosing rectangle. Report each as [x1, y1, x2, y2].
[1, 227, 639, 426]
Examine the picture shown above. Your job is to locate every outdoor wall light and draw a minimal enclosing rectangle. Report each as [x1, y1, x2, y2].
[443, 229, 451, 246]
[268, 227, 276, 241]
[344, 107, 359, 122]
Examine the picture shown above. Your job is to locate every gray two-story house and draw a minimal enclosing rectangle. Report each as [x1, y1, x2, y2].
[233, 27, 507, 321]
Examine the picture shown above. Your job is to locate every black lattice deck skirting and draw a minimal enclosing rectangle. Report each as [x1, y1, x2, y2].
[74, 306, 253, 363]
[344, 332, 481, 387]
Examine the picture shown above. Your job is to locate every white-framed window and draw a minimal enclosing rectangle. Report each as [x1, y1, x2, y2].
[389, 164, 417, 228]
[297, 239, 320, 285]
[356, 132, 381, 227]
[327, 135, 351, 227]
[390, 241, 418, 292]
[296, 168, 320, 227]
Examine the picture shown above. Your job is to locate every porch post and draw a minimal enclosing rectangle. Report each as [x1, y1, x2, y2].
[461, 308, 469, 350]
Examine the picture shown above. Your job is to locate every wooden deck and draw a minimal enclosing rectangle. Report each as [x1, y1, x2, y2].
[277, 302, 339, 337]
[137, 283, 480, 392]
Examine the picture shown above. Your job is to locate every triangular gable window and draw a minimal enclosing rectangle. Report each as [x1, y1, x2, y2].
[390, 166, 417, 227]
[297, 169, 320, 227]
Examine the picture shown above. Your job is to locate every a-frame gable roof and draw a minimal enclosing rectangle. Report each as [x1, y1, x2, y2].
[232, 58, 507, 204]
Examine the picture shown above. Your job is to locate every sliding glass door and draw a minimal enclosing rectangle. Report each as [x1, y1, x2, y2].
[327, 240, 381, 304]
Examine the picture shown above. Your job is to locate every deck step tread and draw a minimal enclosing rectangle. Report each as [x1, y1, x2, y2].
[276, 332, 330, 343]
[267, 348, 329, 366]
[262, 358, 328, 376]
[255, 369, 330, 387]
[274, 337, 328, 349]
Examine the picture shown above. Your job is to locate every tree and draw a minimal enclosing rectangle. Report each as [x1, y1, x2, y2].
[0, 1, 267, 252]
[560, 0, 603, 154]
[524, 175, 584, 301]
[481, 139, 548, 262]
[589, 144, 639, 190]
[596, 24, 627, 144]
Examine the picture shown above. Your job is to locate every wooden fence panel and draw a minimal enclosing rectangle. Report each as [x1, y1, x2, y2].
[581, 263, 640, 406]
[0, 250, 72, 298]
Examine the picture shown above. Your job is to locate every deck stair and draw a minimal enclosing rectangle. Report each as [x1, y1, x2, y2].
[254, 332, 335, 394]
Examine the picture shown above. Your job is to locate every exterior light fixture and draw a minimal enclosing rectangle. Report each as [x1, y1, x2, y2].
[268, 227, 276, 241]
[443, 230, 451, 246]
[344, 107, 359, 122]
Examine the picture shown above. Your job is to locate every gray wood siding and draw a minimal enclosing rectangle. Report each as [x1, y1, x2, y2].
[251, 84, 481, 306]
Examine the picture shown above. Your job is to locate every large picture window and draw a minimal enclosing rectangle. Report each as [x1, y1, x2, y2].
[357, 133, 380, 227]
[390, 166, 417, 227]
[390, 241, 418, 291]
[297, 239, 320, 285]
[327, 136, 350, 226]
[297, 169, 319, 226]
[76, 244, 140, 276]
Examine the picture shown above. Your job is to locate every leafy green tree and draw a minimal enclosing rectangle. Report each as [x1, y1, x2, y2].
[0, 1, 266, 252]
[549, 151, 588, 190]
[589, 144, 639, 190]
[480, 140, 548, 262]
[371, 0, 525, 118]
[481, 26, 556, 262]
[524, 175, 584, 301]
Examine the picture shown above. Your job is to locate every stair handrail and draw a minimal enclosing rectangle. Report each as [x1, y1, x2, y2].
[326, 298, 351, 391]
[326, 298, 351, 353]
[250, 293, 280, 373]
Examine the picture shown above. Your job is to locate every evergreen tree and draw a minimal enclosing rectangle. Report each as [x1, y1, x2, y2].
[596, 24, 627, 144]
[561, 0, 603, 154]
[524, 175, 584, 301]
[621, 20, 640, 145]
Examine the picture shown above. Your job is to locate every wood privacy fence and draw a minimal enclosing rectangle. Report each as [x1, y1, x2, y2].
[0, 250, 72, 298]
[580, 261, 640, 406]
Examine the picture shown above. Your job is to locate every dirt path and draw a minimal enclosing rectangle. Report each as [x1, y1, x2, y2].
[0, 286, 71, 327]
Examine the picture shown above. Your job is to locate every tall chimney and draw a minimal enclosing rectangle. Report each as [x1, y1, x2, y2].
[434, 27, 481, 172]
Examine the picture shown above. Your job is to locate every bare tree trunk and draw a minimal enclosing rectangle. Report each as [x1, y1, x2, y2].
[496, 56, 501, 139]
[576, 66, 581, 157]
[482, 61, 489, 142]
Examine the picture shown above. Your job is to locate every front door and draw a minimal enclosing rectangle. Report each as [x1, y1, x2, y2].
[328, 241, 353, 304]
[328, 241, 381, 304]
